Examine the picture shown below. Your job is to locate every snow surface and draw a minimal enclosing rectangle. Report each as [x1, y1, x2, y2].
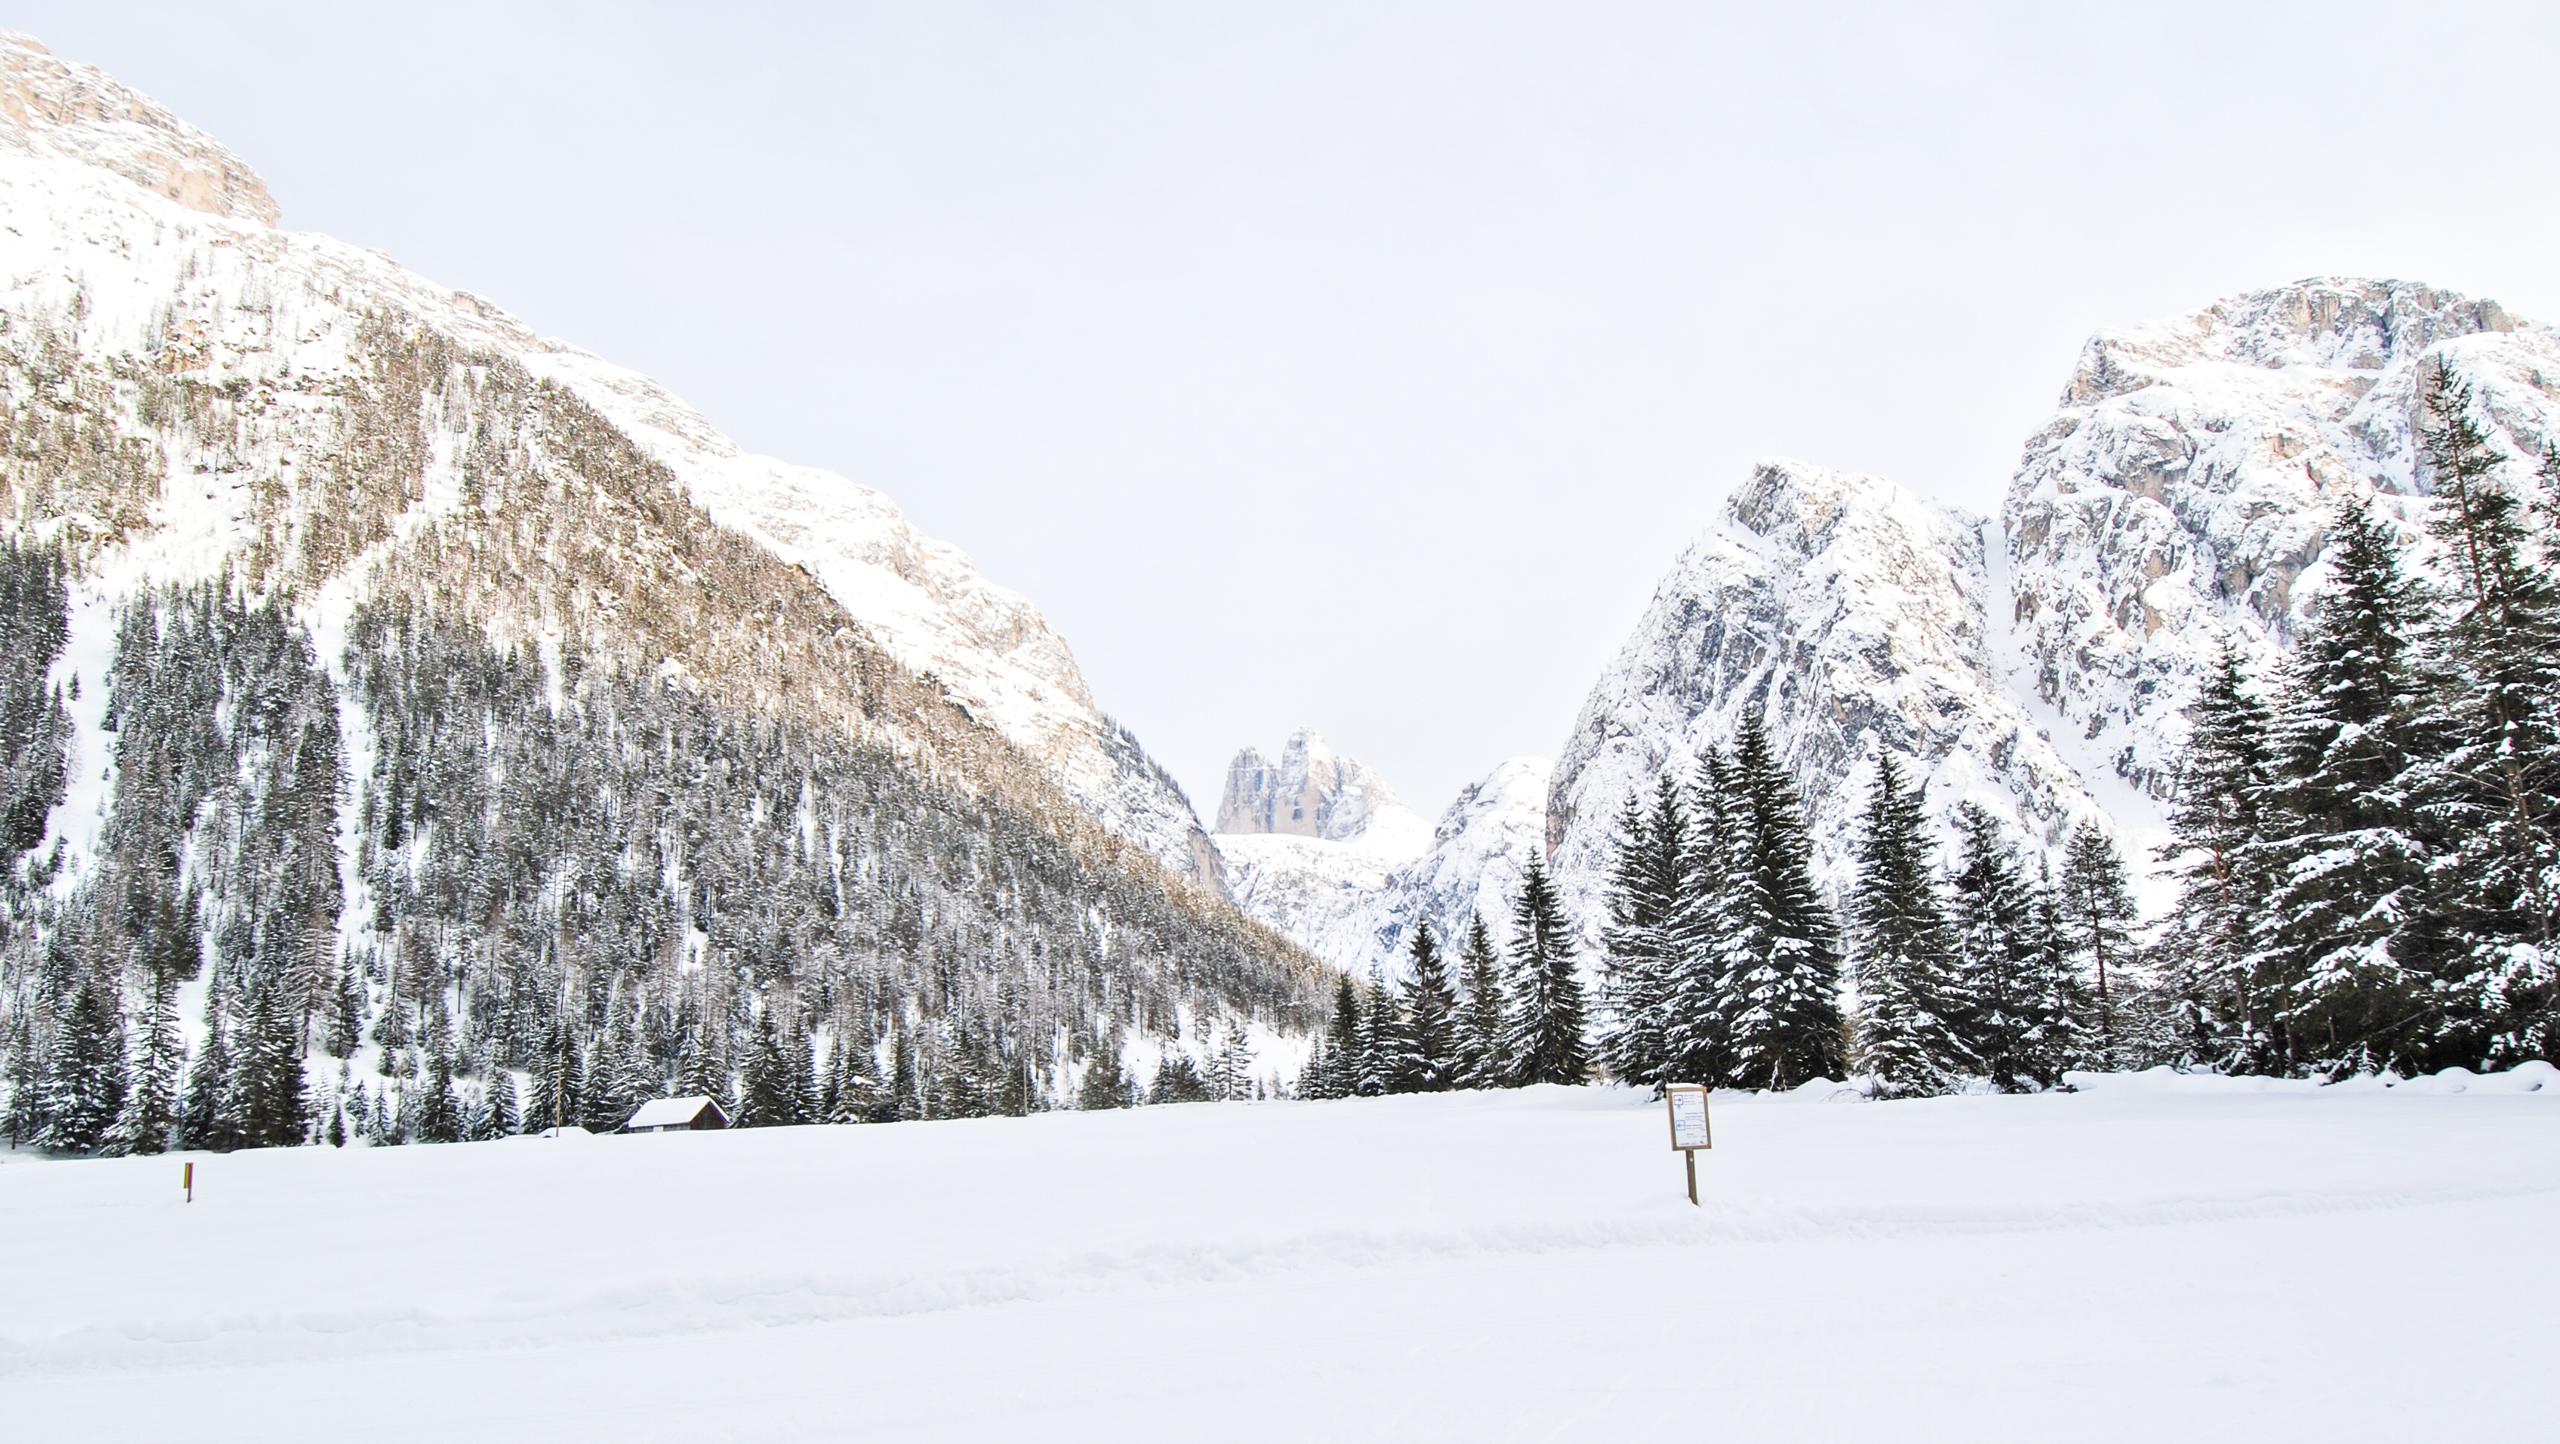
[2, 1074, 2551, 1441]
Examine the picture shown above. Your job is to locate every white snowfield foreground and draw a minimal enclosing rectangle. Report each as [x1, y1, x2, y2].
[4, 1072, 2554, 1442]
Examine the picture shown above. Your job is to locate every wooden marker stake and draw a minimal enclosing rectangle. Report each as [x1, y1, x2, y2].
[1663, 1084, 1711, 1207]
[183, 1161, 193, 1203]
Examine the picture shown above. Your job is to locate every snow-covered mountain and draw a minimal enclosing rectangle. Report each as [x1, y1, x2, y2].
[1547, 279, 2560, 939]
[0, 28, 1227, 892]
[2008, 277, 2560, 792]
[1209, 731, 1545, 977]
[1546, 458, 2112, 929]
[0, 28, 1316, 1128]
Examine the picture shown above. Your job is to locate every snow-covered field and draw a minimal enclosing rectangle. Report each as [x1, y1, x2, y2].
[4, 1071, 2555, 1442]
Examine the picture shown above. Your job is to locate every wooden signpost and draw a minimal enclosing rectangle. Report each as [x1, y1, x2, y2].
[183, 1161, 193, 1204]
[1664, 1083, 1711, 1205]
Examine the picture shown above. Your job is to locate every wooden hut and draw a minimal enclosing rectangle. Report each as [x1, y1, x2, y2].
[623, 1096, 730, 1133]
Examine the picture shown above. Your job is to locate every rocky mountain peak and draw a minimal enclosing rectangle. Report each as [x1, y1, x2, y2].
[1214, 727, 1426, 852]
[0, 31, 279, 226]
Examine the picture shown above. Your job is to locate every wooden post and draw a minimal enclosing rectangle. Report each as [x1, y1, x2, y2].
[183, 1161, 193, 1203]
[1684, 1147, 1697, 1206]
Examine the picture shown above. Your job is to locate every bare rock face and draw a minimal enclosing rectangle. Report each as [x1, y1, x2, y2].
[1546, 458, 2109, 936]
[2007, 277, 2560, 793]
[0, 31, 279, 226]
[1214, 727, 1427, 851]
[1207, 732, 1547, 977]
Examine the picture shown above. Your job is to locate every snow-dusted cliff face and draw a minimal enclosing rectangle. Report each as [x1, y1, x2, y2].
[1547, 459, 2110, 932]
[2009, 277, 2560, 791]
[1208, 733, 1544, 977]
[0, 29, 1222, 888]
[1210, 729, 1429, 970]
[1214, 727, 1430, 853]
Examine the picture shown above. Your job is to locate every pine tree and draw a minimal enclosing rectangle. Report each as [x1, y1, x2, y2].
[1944, 803, 2042, 1090]
[1211, 1016, 1256, 1101]
[1599, 775, 1687, 1088]
[1451, 915, 1509, 1088]
[1659, 751, 1738, 1087]
[1400, 922, 1458, 1090]
[1301, 972, 1361, 1099]
[2056, 824, 2140, 1068]
[37, 978, 127, 1153]
[111, 968, 185, 1155]
[1077, 1026, 1134, 1109]
[231, 978, 310, 1149]
[1500, 854, 1589, 1086]
[489, 1068, 522, 1136]
[2246, 497, 2434, 1075]
[2021, 857, 2092, 1085]
[1847, 753, 1961, 1097]
[2409, 361, 2560, 1066]
[1352, 969, 1396, 1096]
[2159, 648, 2277, 1070]
[1718, 716, 1844, 1089]
[179, 986, 241, 1152]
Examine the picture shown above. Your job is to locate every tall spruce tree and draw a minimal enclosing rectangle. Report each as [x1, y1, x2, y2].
[2411, 361, 2560, 1065]
[231, 978, 310, 1148]
[1500, 854, 1589, 1086]
[2159, 649, 2277, 1070]
[1718, 716, 1844, 1089]
[1848, 753, 1961, 1097]
[1944, 803, 2041, 1090]
[2057, 824, 2140, 1067]
[1452, 914, 1509, 1088]
[1658, 751, 1738, 1087]
[37, 978, 127, 1153]
[2246, 497, 2434, 1075]
[179, 985, 241, 1152]
[111, 969, 185, 1155]
[1599, 774, 1687, 1088]
[1401, 922, 1458, 1090]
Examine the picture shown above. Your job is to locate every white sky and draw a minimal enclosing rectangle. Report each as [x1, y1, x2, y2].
[19, 2, 2560, 819]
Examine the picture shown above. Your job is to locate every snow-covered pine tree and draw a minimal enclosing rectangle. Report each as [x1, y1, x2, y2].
[1944, 803, 2041, 1091]
[2056, 824, 2140, 1068]
[1599, 775, 1685, 1088]
[1077, 1025, 1134, 1109]
[179, 985, 240, 1152]
[2020, 857, 2092, 1085]
[111, 968, 184, 1155]
[36, 977, 127, 1153]
[1401, 922, 1458, 1091]
[229, 977, 309, 1149]
[2158, 649, 2277, 1071]
[1353, 968, 1397, 1097]
[2245, 497, 2435, 1075]
[1299, 973, 1361, 1099]
[1212, 1016, 1255, 1101]
[1658, 750, 1737, 1087]
[490, 1067, 523, 1136]
[1452, 914, 1509, 1088]
[1500, 854, 1589, 1086]
[1847, 753, 1961, 1097]
[1717, 716, 1844, 1090]
[2410, 361, 2560, 1066]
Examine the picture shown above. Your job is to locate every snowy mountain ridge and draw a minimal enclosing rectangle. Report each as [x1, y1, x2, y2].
[1546, 458, 2111, 933]
[2007, 277, 2560, 794]
[0, 28, 1227, 890]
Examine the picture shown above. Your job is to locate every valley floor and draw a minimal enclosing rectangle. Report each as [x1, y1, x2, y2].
[2, 1072, 2554, 1442]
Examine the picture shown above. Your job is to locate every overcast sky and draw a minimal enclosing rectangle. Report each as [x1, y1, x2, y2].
[18, 2, 2560, 817]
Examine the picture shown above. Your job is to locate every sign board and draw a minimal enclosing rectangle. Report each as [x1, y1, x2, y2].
[1665, 1084, 1711, 1152]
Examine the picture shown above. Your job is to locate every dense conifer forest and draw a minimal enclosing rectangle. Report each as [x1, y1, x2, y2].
[0, 564, 1319, 1153]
